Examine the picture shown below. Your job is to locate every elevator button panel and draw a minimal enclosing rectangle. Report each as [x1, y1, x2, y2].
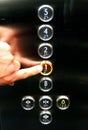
[20, 3, 70, 126]
[39, 111, 52, 125]
[39, 96, 53, 110]
[56, 95, 70, 110]
[39, 77, 53, 92]
[38, 43, 53, 59]
[38, 5, 54, 22]
[40, 60, 53, 76]
[21, 96, 35, 111]
[38, 25, 53, 41]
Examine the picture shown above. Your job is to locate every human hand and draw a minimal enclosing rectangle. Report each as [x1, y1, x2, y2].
[0, 41, 42, 86]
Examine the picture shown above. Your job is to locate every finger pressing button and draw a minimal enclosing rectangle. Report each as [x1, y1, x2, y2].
[40, 61, 53, 76]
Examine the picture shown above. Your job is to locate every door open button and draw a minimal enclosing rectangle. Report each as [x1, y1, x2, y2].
[40, 61, 53, 76]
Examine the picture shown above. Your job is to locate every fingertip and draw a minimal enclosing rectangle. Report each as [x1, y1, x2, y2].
[37, 65, 43, 72]
[8, 64, 43, 82]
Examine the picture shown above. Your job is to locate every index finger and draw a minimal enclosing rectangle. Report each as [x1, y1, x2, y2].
[15, 65, 42, 80]
[4, 64, 43, 84]
[19, 57, 41, 67]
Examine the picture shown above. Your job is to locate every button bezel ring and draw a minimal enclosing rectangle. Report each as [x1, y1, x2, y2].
[38, 5, 54, 22]
[40, 60, 53, 76]
[38, 25, 54, 41]
[38, 43, 53, 59]
[21, 96, 35, 111]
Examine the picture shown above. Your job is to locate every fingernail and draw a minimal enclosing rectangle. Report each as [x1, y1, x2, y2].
[37, 65, 43, 72]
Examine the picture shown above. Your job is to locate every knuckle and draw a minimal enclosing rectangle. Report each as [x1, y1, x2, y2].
[14, 60, 21, 71]
[3, 76, 13, 84]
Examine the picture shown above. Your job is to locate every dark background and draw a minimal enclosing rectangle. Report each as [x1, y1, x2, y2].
[0, 0, 88, 129]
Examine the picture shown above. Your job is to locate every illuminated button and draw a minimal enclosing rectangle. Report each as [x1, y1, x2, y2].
[40, 61, 53, 76]
[56, 95, 70, 110]
[21, 96, 35, 110]
[38, 5, 54, 22]
[38, 25, 53, 41]
[39, 77, 53, 92]
[39, 96, 53, 110]
[38, 43, 53, 59]
[39, 111, 52, 125]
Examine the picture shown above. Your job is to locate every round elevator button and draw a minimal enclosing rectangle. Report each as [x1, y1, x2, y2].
[40, 61, 53, 76]
[21, 96, 35, 110]
[38, 5, 54, 22]
[39, 77, 53, 92]
[38, 43, 53, 59]
[56, 95, 70, 110]
[38, 25, 53, 41]
[39, 96, 53, 110]
[39, 111, 52, 125]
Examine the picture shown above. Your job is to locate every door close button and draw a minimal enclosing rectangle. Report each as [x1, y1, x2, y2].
[39, 96, 53, 110]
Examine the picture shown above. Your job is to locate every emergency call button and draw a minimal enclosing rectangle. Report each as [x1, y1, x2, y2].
[40, 61, 53, 76]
